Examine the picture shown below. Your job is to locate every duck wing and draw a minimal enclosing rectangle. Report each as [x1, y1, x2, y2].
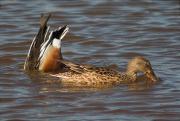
[58, 60, 87, 73]
[58, 60, 119, 76]
[24, 14, 69, 72]
[38, 25, 69, 71]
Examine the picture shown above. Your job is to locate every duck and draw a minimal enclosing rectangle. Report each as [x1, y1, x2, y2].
[50, 56, 158, 87]
[24, 14, 68, 72]
[24, 14, 159, 87]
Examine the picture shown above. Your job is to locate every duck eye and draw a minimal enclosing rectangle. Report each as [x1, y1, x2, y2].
[137, 62, 144, 66]
[137, 62, 147, 67]
[145, 62, 150, 66]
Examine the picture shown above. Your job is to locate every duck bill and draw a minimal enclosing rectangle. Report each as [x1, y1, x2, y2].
[145, 69, 158, 82]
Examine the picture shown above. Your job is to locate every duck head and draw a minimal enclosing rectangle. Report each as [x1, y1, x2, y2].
[127, 56, 158, 82]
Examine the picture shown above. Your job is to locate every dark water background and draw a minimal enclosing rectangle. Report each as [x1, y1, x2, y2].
[0, 0, 180, 121]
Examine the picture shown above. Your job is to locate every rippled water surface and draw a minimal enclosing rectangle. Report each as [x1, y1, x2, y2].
[0, 0, 180, 121]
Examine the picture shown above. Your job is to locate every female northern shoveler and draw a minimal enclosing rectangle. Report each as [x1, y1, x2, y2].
[24, 14, 159, 87]
[50, 56, 158, 87]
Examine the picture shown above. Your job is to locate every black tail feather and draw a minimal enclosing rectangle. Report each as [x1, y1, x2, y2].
[24, 14, 51, 71]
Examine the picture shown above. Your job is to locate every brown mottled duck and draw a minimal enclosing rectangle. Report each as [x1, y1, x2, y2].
[24, 14, 159, 87]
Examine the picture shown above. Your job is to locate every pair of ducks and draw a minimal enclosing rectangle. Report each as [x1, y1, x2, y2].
[24, 14, 158, 87]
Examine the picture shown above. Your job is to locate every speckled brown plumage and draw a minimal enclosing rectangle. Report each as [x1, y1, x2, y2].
[51, 56, 158, 87]
[24, 14, 159, 87]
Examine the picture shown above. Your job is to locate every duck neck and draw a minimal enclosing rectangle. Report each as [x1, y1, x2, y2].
[126, 69, 137, 81]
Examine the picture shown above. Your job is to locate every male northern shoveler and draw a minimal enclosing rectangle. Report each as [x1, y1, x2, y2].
[24, 14, 159, 87]
[24, 14, 68, 72]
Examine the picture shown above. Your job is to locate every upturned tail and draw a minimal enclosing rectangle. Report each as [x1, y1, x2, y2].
[24, 14, 69, 72]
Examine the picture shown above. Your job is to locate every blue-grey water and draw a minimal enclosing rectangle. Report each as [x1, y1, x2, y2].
[0, 0, 180, 121]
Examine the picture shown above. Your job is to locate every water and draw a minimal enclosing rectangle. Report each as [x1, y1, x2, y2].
[0, 0, 180, 120]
